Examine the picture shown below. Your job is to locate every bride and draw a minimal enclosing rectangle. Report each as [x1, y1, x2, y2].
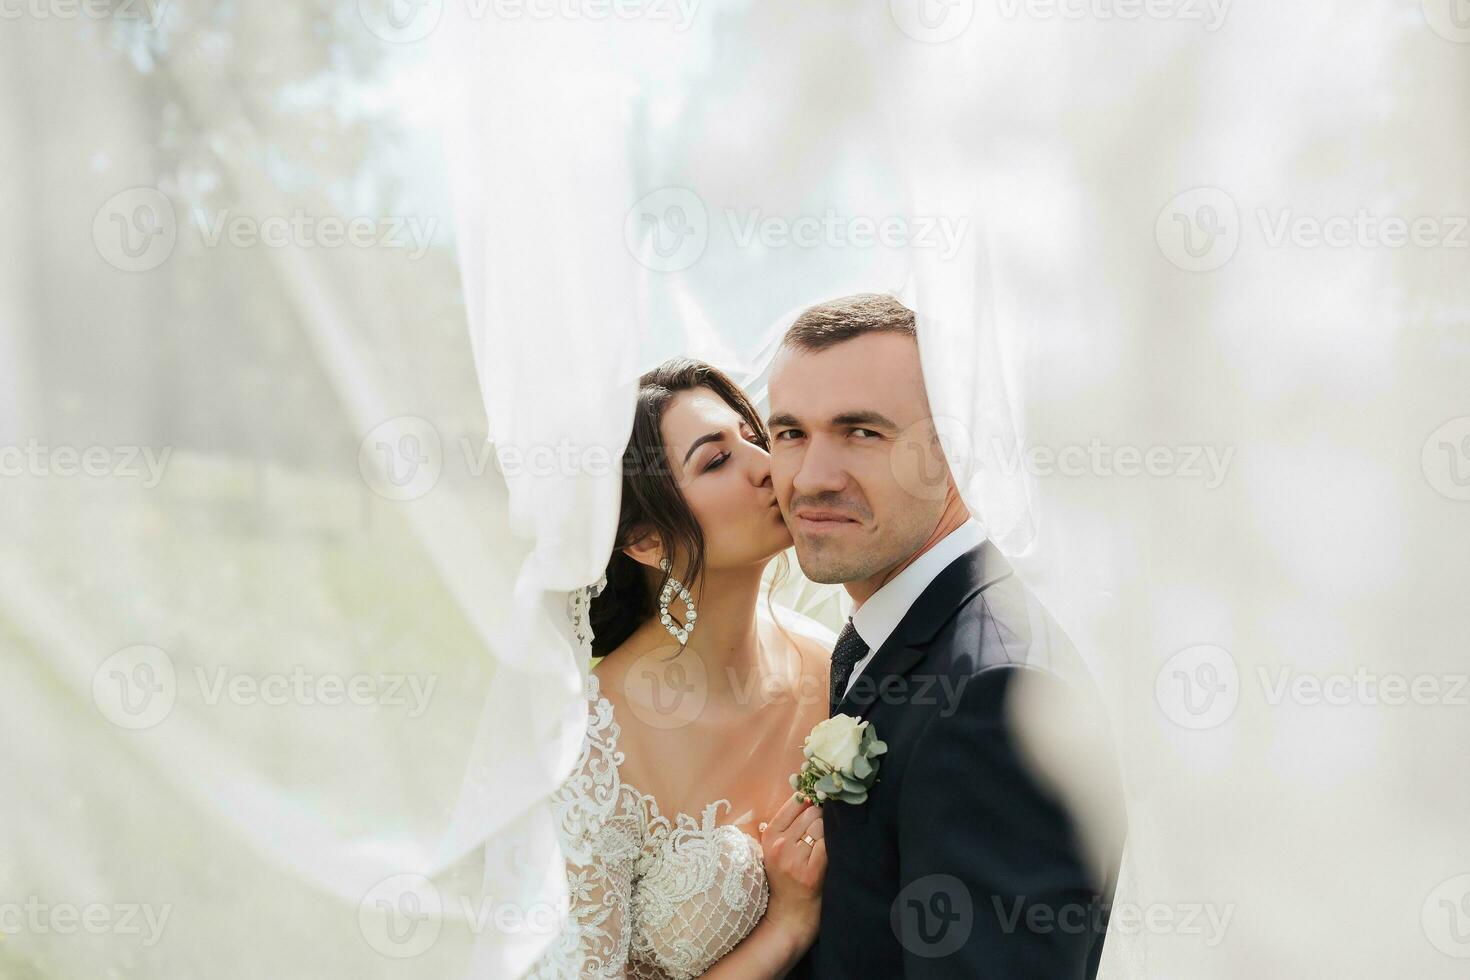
[530, 356, 836, 979]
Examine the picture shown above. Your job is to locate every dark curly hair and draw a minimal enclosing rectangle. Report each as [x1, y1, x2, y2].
[589, 357, 789, 659]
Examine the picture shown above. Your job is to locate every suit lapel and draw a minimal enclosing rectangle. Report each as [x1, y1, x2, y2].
[835, 540, 1012, 722]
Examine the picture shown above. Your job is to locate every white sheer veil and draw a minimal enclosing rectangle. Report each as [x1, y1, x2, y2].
[433, 7, 1055, 976]
[437, 5, 1470, 979]
[4, 3, 1465, 979]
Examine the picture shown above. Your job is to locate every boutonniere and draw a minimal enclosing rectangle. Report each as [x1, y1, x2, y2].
[790, 714, 888, 805]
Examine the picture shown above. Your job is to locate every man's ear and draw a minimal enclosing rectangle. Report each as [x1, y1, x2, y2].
[621, 529, 664, 571]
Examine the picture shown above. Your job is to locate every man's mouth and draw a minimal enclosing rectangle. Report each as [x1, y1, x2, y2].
[794, 509, 859, 530]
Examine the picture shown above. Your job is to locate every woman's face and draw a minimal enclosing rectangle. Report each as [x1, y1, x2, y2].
[658, 386, 792, 575]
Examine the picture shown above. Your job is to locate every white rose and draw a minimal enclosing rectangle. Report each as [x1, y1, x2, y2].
[804, 714, 866, 771]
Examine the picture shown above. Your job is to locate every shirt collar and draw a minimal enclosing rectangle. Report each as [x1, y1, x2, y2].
[849, 518, 987, 652]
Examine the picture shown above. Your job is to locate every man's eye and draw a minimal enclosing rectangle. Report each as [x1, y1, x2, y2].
[774, 429, 802, 441]
[852, 428, 879, 439]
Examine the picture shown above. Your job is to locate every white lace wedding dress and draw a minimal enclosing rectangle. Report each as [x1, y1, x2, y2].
[526, 672, 770, 979]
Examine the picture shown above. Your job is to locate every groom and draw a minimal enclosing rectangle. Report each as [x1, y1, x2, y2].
[767, 294, 1125, 979]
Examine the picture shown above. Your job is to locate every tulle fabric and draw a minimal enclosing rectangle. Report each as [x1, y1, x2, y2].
[3, 3, 1467, 979]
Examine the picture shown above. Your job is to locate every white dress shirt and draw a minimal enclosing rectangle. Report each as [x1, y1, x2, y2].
[842, 518, 988, 699]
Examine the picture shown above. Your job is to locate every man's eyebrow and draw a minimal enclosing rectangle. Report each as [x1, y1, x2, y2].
[681, 431, 725, 466]
[766, 411, 899, 432]
[832, 411, 899, 432]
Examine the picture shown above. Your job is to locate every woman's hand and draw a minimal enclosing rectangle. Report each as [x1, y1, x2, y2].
[757, 792, 826, 949]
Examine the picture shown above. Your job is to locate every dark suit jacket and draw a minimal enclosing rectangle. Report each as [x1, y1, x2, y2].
[791, 541, 1125, 979]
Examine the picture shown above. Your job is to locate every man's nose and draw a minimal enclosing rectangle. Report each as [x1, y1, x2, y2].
[791, 439, 847, 497]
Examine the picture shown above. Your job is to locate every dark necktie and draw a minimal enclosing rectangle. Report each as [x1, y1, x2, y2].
[830, 618, 870, 716]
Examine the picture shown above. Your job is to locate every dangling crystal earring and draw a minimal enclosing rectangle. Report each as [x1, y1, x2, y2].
[658, 557, 697, 646]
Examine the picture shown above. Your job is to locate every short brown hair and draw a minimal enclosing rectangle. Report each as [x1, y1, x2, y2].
[780, 293, 916, 353]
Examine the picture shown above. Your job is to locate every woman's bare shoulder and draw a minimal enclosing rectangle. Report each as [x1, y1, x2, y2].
[789, 628, 831, 668]
[762, 603, 836, 667]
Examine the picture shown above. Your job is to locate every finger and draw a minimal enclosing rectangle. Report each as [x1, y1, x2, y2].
[805, 817, 824, 842]
[787, 804, 821, 840]
[804, 837, 827, 875]
[767, 792, 810, 834]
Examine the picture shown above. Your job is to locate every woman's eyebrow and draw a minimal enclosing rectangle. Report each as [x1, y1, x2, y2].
[682, 431, 725, 465]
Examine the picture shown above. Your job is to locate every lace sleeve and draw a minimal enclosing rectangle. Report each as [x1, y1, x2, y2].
[526, 683, 647, 979]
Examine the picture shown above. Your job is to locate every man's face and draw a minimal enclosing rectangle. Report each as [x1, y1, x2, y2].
[767, 332, 951, 585]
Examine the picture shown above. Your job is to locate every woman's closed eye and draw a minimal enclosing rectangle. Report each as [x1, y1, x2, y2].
[705, 428, 763, 471]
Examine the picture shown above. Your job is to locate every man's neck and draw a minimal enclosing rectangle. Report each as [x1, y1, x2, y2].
[847, 488, 971, 609]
